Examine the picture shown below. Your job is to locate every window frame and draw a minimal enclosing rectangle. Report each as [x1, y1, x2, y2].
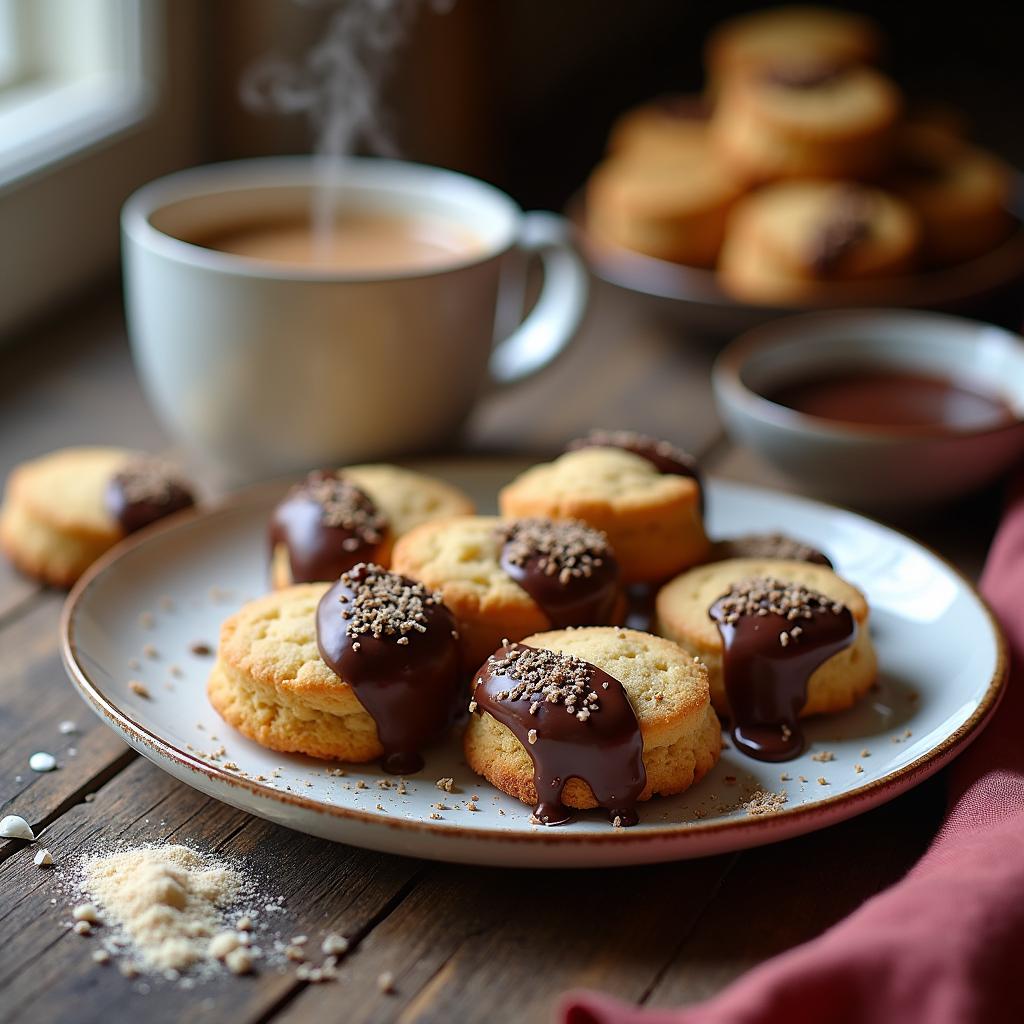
[0, 0, 201, 339]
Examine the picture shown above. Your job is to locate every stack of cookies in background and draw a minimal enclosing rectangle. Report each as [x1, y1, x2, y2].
[585, 5, 1017, 304]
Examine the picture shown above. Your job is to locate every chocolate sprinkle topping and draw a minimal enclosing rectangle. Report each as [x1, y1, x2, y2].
[269, 470, 387, 584]
[713, 577, 843, 630]
[105, 457, 195, 534]
[710, 577, 856, 762]
[498, 519, 621, 629]
[303, 473, 385, 543]
[337, 564, 441, 640]
[714, 533, 832, 568]
[500, 518, 610, 584]
[316, 564, 460, 774]
[471, 642, 646, 826]
[485, 645, 600, 718]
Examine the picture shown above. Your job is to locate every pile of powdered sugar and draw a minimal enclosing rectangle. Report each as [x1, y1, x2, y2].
[61, 841, 358, 988]
[67, 843, 283, 981]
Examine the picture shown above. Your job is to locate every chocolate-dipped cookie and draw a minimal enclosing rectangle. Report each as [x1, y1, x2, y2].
[0, 446, 196, 587]
[269, 465, 475, 587]
[500, 441, 709, 583]
[655, 558, 876, 760]
[391, 515, 625, 670]
[464, 627, 721, 825]
[207, 566, 461, 773]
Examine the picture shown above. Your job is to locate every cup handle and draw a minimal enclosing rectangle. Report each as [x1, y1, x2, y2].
[489, 211, 589, 386]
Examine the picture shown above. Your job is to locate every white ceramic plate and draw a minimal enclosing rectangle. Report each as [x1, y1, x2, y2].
[61, 459, 1006, 867]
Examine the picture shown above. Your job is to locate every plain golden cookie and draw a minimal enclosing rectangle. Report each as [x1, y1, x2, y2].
[655, 557, 876, 717]
[710, 63, 901, 183]
[606, 95, 711, 159]
[207, 583, 386, 762]
[718, 181, 919, 305]
[889, 127, 1014, 267]
[464, 627, 721, 812]
[705, 6, 883, 86]
[586, 136, 747, 267]
[0, 447, 135, 587]
[498, 447, 709, 585]
[270, 463, 475, 587]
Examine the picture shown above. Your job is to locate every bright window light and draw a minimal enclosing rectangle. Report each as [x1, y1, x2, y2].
[0, 0, 153, 187]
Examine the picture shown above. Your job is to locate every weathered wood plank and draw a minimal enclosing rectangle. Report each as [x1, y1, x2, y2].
[0, 297, 169, 483]
[1, 757, 423, 1024]
[0, 596, 133, 851]
[469, 280, 723, 456]
[0, 563, 39, 623]
[271, 853, 738, 1024]
[643, 774, 945, 1009]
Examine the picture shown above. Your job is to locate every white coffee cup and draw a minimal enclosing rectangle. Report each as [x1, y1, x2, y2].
[121, 157, 588, 483]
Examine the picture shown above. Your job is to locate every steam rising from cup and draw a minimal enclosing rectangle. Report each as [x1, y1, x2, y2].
[240, 0, 455, 256]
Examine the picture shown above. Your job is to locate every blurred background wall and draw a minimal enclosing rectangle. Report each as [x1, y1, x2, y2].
[201, 0, 1024, 211]
[2, 0, 1022, 338]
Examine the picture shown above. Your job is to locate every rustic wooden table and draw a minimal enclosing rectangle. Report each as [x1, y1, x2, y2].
[0, 282, 1004, 1023]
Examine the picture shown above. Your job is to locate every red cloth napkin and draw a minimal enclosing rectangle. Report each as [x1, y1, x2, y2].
[560, 479, 1024, 1024]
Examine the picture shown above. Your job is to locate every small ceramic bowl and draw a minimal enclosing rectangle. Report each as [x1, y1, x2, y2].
[712, 310, 1024, 509]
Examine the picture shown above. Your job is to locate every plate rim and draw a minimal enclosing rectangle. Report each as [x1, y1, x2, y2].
[59, 465, 1009, 850]
[568, 192, 1024, 312]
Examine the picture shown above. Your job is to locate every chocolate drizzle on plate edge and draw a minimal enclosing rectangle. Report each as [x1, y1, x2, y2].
[269, 470, 387, 584]
[567, 429, 704, 513]
[498, 518, 620, 629]
[316, 563, 461, 774]
[471, 643, 646, 826]
[104, 457, 195, 534]
[710, 577, 856, 762]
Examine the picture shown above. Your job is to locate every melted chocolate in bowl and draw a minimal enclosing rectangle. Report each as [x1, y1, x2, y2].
[471, 643, 646, 826]
[765, 369, 1017, 432]
[498, 518, 620, 629]
[105, 458, 195, 534]
[710, 577, 856, 762]
[269, 471, 386, 584]
[316, 564, 461, 774]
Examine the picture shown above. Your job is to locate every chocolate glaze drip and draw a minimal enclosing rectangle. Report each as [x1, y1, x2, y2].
[762, 63, 847, 89]
[498, 519, 620, 629]
[316, 563, 461, 774]
[710, 578, 856, 761]
[808, 188, 872, 276]
[567, 429, 704, 513]
[714, 533, 833, 568]
[471, 643, 646, 826]
[104, 458, 195, 534]
[269, 470, 386, 584]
